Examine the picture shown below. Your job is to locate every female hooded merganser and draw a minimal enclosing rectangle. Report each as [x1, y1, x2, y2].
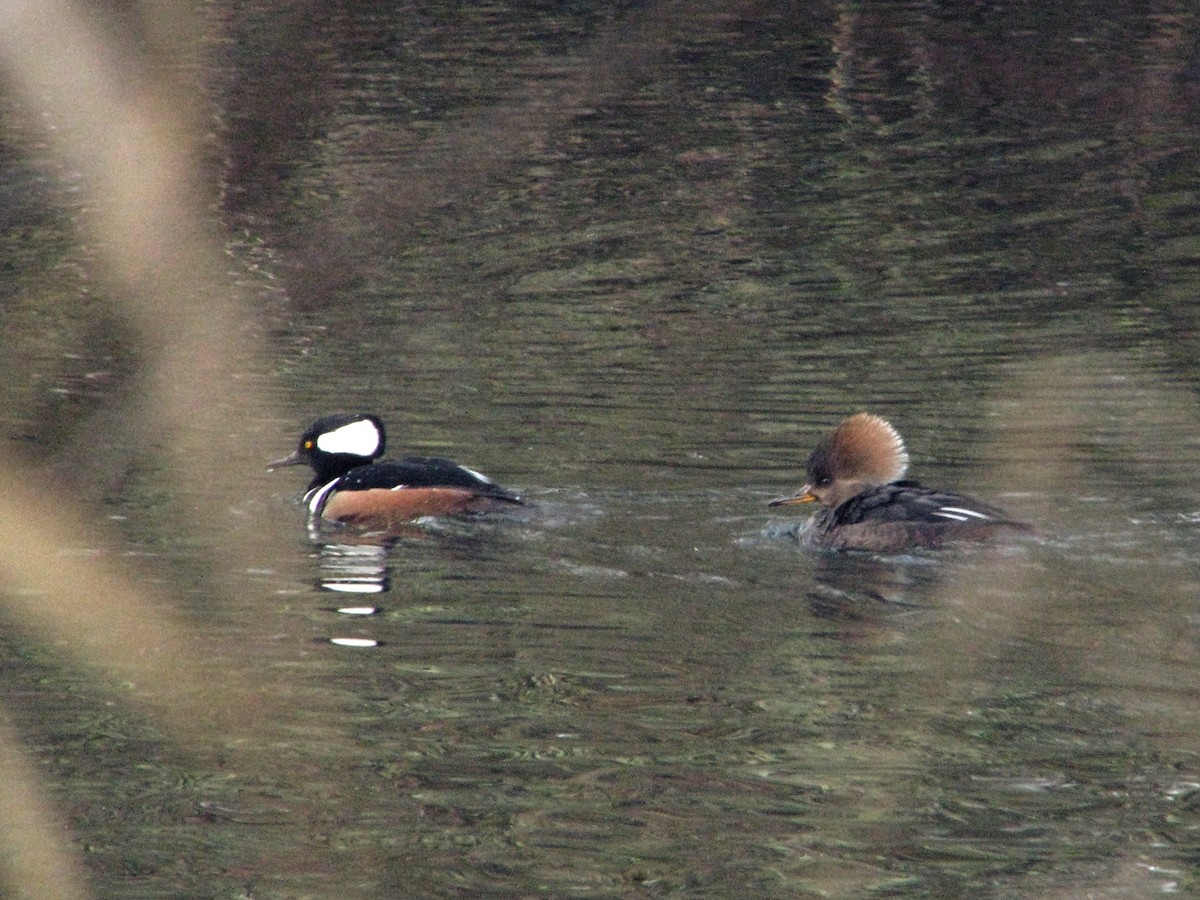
[768, 412, 1026, 552]
[268, 413, 523, 527]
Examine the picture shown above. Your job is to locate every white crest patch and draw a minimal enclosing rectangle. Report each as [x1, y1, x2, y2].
[316, 418, 381, 457]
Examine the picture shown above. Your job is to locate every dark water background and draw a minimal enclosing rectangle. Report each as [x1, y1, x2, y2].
[2, 1, 1200, 897]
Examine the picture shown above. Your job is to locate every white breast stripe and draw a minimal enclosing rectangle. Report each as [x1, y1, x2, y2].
[306, 479, 341, 516]
[937, 506, 993, 520]
[389, 484, 410, 491]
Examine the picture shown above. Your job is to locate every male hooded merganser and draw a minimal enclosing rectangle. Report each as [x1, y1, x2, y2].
[768, 412, 1026, 552]
[269, 413, 523, 527]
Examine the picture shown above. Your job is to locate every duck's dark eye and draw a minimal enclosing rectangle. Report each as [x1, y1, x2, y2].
[807, 466, 832, 488]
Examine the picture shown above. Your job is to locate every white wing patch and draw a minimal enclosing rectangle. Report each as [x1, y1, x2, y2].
[459, 466, 495, 485]
[932, 506, 993, 522]
[316, 418, 381, 457]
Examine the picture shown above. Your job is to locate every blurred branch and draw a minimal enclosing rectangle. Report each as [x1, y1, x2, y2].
[0, 710, 88, 900]
[0, 2, 303, 895]
[0, 0, 290, 724]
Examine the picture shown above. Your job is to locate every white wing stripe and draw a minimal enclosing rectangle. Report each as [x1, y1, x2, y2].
[938, 506, 993, 519]
[458, 466, 495, 485]
[932, 510, 970, 522]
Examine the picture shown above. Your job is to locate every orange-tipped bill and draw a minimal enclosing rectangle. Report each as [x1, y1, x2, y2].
[768, 488, 817, 507]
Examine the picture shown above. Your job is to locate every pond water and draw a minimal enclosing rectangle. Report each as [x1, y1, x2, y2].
[2, 1, 1200, 897]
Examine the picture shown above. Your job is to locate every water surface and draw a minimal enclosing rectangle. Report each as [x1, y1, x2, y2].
[2, 1, 1200, 897]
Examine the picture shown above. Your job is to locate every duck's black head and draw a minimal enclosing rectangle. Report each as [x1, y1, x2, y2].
[268, 413, 387, 488]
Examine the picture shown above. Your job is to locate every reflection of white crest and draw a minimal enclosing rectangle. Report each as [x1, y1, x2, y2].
[316, 418, 380, 457]
[327, 582, 385, 594]
[318, 542, 388, 594]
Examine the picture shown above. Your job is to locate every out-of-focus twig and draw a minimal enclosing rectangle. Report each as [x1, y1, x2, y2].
[0, 2, 302, 895]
